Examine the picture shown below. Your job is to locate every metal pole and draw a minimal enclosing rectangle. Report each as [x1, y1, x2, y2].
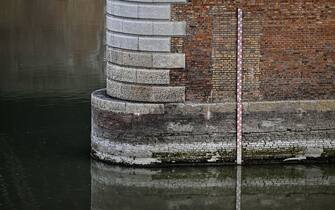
[236, 8, 243, 165]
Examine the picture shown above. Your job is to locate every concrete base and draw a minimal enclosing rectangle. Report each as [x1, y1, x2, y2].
[91, 89, 335, 166]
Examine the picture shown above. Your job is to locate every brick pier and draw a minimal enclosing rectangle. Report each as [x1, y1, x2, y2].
[91, 0, 335, 166]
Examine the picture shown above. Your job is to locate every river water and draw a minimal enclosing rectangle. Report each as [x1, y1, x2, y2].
[0, 1, 335, 210]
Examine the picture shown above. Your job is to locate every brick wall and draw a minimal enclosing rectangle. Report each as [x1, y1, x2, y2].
[171, 0, 335, 102]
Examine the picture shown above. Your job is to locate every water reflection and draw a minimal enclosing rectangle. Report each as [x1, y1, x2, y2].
[0, 0, 104, 209]
[91, 161, 335, 210]
[0, 0, 105, 100]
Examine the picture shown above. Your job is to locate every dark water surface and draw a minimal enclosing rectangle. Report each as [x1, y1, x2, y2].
[1, 1, 335, 210]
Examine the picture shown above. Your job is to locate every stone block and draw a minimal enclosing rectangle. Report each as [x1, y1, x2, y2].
[139, 37, 170, 52]
[122, 50, 153, 67]
[152, 53, 185, 68]
[107, 15, 185, 36]
[106, 79, 185, 102]
[106, 31, 119, 48]
[152, 86, 185, 102]
[106, 47, 124, 65]
[106, 63, 137, 83]
[106, 63, 170, 85]
[106, 0, 112, 13]
[122, 19, 153, 35]
[107, 48, 185, 69]
[113, 1, 138, 18]
[91, 89, 126, 113]
[92, 89, 164, 114]
[124, 82, 153, 101]
[125, 103, 165, 114]
[153, 21, 186, 36]
[107, 32, 173, 52]
[106, 78, 122, 99]
[138, 4, 170, 20]
[136, 69, 170, 85]
[115, 33, 138, 50]
[106, 16, 122, 33]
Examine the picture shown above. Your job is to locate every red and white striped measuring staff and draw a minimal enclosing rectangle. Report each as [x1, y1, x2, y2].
[236, 8, 243, 165]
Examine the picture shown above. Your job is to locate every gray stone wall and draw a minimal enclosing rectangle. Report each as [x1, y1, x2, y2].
[105, 0, 187, 103]
[91, 89, 335, 165]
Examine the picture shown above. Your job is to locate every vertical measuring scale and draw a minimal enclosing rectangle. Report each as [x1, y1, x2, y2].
[235, 166, 242, 210]
[236, 8, 243, 165]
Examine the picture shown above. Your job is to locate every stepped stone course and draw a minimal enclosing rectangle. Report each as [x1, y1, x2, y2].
[106, 16, 186, 36]
[106, 80, 185, 102]
[106, 63, 170, 85]
[106, 47, 185, 69]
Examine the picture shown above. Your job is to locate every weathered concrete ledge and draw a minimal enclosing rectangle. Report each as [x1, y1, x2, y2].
[106, 79, 185, 102]
[92, 89, 164, 114]
[166, 100, 335, 114]
[91, 90, 335, 166]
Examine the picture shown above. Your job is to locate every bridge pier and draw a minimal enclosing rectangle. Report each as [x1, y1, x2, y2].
[91, 0, 335, 166]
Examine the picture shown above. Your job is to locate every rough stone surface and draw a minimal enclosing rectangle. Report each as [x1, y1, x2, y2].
[92, 92, 335, 165]
[92, 89, 164, 114]
[106, 63, 137, 84]
[106, 15, 186, 36]
[106, 63, 170, 85]
[136, 69, 170, 85]
[162, 100, 335, 115]
[106, 47, 185, 69]
[106, 31, 171, 52]
[139, 37, 171, 52]
[106, 79, 185, 102]
[109, 1, 138, 19]
[152, 53, 185, 68]
[138, 4, 171, 20]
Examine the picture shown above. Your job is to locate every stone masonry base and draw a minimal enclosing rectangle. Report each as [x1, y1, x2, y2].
[91, 89, 335, 166]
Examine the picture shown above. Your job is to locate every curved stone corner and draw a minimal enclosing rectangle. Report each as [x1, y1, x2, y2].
[91, 89, 164, 114]
[106, 31, 171, 52]
[106, 47, 185, 69]
[106, 0, 172, 20]
[106, 15, 186, 36]
[103, 0, 186, 105]
[106, 79, 185, 102]
[106, 63, 170, 85]
[91, 97, 335, 166]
